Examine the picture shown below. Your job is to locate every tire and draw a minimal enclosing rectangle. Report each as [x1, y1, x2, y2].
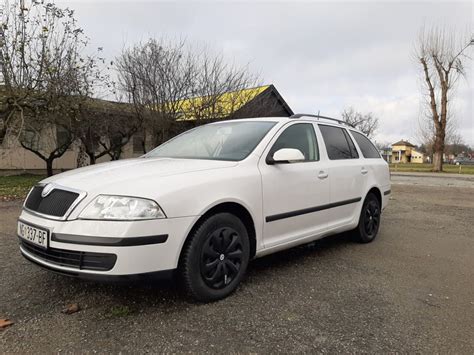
[179, 212, 250, 302]
[353, 193, 381, 243]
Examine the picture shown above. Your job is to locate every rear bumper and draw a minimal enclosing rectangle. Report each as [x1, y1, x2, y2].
[381, 185, 391, 211]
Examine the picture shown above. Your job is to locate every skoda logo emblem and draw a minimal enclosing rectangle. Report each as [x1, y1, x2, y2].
[41, 184, 55, 198]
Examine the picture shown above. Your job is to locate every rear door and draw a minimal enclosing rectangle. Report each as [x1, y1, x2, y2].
[259, 122, 330, 248]
[317, 124, 366, 229]
[349, 129, 391, 203]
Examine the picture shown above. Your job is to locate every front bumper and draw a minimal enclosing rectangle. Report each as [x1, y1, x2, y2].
[18, 209, 198, 276]
[21, 251, 175, 282]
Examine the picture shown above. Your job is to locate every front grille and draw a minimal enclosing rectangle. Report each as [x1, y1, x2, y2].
[20, 240, 117, 271]
[25, 186, 79, 217]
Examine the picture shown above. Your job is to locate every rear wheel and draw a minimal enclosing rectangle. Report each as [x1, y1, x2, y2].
[179, 212, 250, 302]
[353, 193, 381, 243]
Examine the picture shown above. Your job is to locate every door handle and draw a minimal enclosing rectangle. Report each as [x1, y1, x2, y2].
[318, 171, 329, 179]
[361, 167, 368, 175]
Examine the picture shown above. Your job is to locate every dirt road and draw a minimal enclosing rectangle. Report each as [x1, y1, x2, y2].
[1, 176, 473, 353]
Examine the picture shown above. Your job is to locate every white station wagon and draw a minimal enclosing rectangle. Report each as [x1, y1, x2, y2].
[18, 114, 390, 301]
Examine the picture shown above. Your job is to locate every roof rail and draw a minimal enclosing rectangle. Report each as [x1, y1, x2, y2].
[290, 113, 355, 128]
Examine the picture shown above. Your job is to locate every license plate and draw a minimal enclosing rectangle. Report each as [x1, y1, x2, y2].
[18, 220, 49, 249]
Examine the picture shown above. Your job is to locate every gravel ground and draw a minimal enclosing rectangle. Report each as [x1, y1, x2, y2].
[391, 171, 474, 188]
[1, 175, 473, 353]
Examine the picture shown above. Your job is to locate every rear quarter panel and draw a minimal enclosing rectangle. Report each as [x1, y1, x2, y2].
[367, 158, 391, 210]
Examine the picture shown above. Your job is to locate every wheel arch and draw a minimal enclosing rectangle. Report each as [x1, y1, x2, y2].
[365, 186, 382, 207]
[177, 201, 257, 267]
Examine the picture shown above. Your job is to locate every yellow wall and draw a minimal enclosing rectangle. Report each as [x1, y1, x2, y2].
[390, 144, 424, 164]
[391, 151, 408, 164]
[411, 149, 424, 163]
[392, 144, 412, 154]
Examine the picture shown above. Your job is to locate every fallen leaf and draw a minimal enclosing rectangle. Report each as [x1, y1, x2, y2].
[0, 319, 14, 329]
[62, 303, 81, 315]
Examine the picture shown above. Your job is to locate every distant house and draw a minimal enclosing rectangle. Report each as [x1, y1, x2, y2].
[0, 84, 293, 174]
[391, 140, 424, 164]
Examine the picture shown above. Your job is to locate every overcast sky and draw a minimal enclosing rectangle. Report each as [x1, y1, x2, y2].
[57, 0, 473, 146]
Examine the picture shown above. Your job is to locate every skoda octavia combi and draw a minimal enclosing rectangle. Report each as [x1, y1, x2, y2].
[18, 114, 390, 301]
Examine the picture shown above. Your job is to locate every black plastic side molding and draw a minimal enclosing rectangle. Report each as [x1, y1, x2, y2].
[266, 197, 362, 222]
[51, 233, 169, 246]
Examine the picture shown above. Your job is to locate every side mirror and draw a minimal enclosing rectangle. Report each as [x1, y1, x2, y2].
[268, 148, 305, 164]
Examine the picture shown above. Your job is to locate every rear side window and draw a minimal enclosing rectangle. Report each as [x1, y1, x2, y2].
[268, 123, 319, 161]
[319, 125, 358, 160]
[343, 130, 359, 159]
[351, 131, 381, 159]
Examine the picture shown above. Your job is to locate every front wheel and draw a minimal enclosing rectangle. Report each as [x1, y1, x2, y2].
[179, 212, 250, 302]
[353, 193, 381, 243]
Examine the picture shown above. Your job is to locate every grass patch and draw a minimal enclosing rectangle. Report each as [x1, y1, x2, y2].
[389, 163, 474, 175]
[0, 174, 45, 201]
[108, 305, 132, 318]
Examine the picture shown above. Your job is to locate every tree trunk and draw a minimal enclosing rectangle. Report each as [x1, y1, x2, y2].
[432, 135, 444, 172]
[111, 150, 122, 160]
[46, 159, 54, 177]
[87, 152, 96, 165]
[433, 151, 443, 172]
[76, 144, 88, 168]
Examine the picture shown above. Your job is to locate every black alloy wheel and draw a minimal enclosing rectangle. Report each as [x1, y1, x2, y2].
[354, 192, 381, 243]
[201, 227, 243, 289]
[364, 198, 380, 238]
[180, 212, 250, 302]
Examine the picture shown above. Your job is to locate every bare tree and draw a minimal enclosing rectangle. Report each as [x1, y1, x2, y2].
[374, 140, 391, 150]
[1, 1, 105, 175]
[74, 98, 142, 164]
[414, 25, 472, 172]
[115, 38, 260, 149]
[116, 39, 194, 148]
[184, 53, 260, 121]
[416, 112, 459, 162]
[445, 132, 470, 158]
[341, 107, 379, 138]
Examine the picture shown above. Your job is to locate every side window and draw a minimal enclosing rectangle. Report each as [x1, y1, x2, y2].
[343, 129, 359, 159]
[268, 123, 319, 162]
[319, 125, 358, 160]
[351, 131, 381, 159]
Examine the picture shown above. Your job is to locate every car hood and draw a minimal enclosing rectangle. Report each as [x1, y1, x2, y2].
[41, 157, 238, 194]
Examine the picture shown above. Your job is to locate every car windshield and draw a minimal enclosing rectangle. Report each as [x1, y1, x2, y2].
[144, 121, 277, 161]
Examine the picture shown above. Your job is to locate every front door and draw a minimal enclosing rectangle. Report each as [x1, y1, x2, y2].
[258, 122, 330, 249]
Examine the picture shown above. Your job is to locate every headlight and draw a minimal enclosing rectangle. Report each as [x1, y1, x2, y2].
[79, 195, 166, 220]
